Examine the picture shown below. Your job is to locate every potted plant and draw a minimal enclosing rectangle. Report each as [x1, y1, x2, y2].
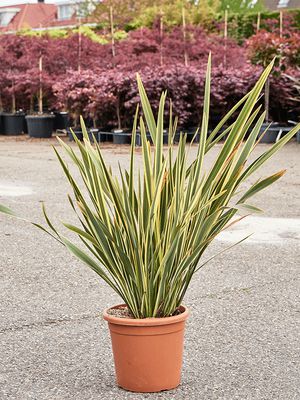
[25, 58, 55, 138]
[1, 70, 26, 136]
[53, 111, 69, 131]
[53, 70, 99, 141]
[284, 71, 300, 143]
[247, 29, 299, 143]
[91, 71, 134, 144]
[1, 58, 299, 393]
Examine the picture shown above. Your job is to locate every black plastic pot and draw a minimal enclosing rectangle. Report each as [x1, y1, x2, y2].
[297, 131, 300, 144]
[53, 112, 69, 130]
[26, 115, 55, 138]
[135, 132, 169, 146]
[97, 131, 109, 142]
[113, 130, 131, 145]
[186, 127, 199, 143]
[67, 128, 101, 143]
[1, 113, 26, 135]
[259, 121, 295, 143]
[67, 127, 83, 141]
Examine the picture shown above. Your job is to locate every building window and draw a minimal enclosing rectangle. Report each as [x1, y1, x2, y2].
[278, 0, 290, 7]
[0, 9, 19, 27]
[57, 5, 74, 20]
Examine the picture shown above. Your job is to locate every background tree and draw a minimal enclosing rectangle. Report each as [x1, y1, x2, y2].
[219, 0, 265, 14]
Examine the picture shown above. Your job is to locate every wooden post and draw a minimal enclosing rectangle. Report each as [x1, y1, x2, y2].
[39, 56, 43, 114]
[182, 6, 188, 67]
[78, 17, 82, 72]
[110, 6, 116, 60]
[160, 9, 164, 66]
[279, 11, 283, 39]
[224, 9, 228, 69]
[257, 12, 261, 33]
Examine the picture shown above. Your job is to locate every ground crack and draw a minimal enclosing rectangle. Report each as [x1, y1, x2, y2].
[0, 312, 101, 334]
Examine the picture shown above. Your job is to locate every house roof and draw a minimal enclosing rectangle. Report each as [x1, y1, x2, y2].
[0, 3, 57, 32]
[0, 2, 96, 32]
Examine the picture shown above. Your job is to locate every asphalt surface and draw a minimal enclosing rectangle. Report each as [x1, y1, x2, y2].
[0, 136, 299, 400]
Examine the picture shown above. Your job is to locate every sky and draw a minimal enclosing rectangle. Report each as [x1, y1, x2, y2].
[0, 0, 59, 5]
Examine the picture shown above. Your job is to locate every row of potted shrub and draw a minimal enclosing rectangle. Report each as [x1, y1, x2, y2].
[0, 27, 299, 134]
[0, 111, 69, 137]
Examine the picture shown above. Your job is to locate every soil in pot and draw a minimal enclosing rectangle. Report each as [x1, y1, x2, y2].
[103, 304, 189, 393]
[1, 113, 26, 136]
[26, 114, 55, 138]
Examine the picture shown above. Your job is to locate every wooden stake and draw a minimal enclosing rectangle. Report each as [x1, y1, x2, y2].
[160, 9, 164, 66]
[39, 56, 43, 114]
[257, 12, 261, 33]
[279, 11, 283, 39]
[110, 6, 116, 60]
[78, 17, 82, 72]
[182, 7, 188, 67]
[224, 9, 228, 69]
[38, 24, 43, 114]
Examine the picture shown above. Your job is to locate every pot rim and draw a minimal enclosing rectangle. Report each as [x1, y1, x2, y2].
[103, 304, 189, 326]
[25, 114, 55, 119]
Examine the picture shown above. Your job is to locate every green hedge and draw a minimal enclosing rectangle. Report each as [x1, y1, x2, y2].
[215, 9, 300, 43]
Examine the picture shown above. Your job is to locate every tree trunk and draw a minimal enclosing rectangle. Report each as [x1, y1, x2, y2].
[116, 95, 121, 130]
[12, 93, 16, 114]
[30, 95, 34, 114]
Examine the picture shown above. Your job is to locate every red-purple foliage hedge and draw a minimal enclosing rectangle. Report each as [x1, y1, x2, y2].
[0, 28, 298, 125]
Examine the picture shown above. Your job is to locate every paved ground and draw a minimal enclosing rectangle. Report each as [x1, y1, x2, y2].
[0, 136, 299, 400]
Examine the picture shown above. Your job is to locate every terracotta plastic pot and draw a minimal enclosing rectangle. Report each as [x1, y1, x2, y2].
[103, 304, 189, 393]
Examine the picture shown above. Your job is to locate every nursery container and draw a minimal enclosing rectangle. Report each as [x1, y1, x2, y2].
[53, 112, 69, 131]
[104, 304, 189, 393]
[112, 130, 131, 144]
[1, 113, 26, 135]
[26, 115, 55, 138]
